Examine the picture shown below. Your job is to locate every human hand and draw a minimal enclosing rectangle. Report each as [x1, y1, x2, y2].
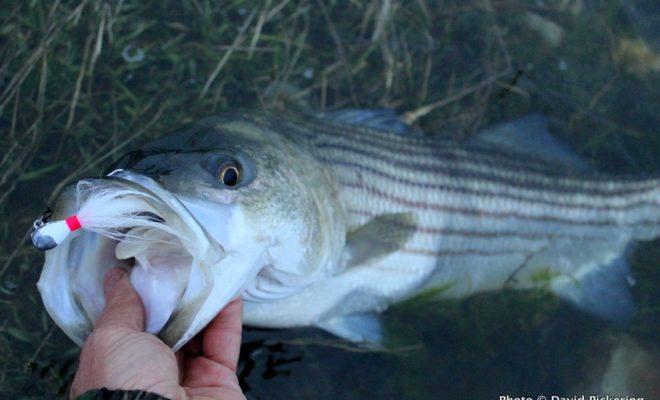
[70, 268, 246, 400]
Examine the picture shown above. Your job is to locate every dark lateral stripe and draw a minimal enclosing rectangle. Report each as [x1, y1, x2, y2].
[347, 208, 611, 241]
[294, 123, 566, 177]
[401, 247, 527, 258]
[317, 142, 657, 196]
[306, 125, 569, 177]
[342, 182, 658, 228]
[326, 158, 659, 211]
[293, 119, 656, 184]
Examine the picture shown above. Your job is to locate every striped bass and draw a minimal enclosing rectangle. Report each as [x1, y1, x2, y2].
[35, 110, 658, 348]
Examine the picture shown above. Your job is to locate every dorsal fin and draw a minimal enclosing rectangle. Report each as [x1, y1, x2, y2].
[318, 108, 413, 135]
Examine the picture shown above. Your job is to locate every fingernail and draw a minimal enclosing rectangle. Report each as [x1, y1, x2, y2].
[104, 268, 126, 293]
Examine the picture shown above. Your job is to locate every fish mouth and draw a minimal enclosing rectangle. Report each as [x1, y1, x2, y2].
[37, 171, 227, 350]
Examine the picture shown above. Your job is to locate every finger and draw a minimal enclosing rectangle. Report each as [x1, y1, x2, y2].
[182, 356, 241, 389]
[202, 297, 243, 372]
[185, 385, 246, 400]
[94, 268, 145, 331]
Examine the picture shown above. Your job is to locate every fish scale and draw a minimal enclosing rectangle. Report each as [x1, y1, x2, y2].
[279, 116, 660, 305]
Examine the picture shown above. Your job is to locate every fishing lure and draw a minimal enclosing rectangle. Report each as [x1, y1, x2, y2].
[31, 211, 82, 250]
[30, 180, 174, 251]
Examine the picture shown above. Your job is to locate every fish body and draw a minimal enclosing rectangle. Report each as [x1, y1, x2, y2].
[37, 110, 660, 347]
[237, 111, 658, 337]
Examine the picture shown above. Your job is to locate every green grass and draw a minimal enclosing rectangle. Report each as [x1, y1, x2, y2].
[0, 0, 659, 398]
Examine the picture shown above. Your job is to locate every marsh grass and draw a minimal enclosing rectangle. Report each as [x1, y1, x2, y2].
[0, 0, 659, 398]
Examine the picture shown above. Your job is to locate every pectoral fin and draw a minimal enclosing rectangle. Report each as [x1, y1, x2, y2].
[317, 312, 383, 345]
[343, 213, 417, 269]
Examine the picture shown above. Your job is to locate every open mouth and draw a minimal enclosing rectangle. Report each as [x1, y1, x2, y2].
[37, 172, 224, 348]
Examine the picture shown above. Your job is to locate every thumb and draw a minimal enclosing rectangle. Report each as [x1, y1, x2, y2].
[94, 268, 146, 332]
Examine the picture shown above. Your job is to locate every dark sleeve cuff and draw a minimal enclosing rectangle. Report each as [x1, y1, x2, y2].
[74, 387, 172, 400]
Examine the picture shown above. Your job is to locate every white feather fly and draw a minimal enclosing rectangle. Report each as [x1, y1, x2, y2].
[72, 180, 183, 245]
[72, 179, 195, 333]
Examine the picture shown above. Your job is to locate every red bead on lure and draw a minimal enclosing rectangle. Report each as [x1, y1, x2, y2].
[31, 214, 83, 250]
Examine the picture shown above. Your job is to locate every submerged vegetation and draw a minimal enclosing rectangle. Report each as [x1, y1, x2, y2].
[1, 0, 659, 398]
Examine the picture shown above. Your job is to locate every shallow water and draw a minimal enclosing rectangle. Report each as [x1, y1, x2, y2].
[1, 1, 659, 399]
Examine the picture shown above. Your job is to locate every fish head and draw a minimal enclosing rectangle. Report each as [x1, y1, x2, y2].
[37, 112, 346, 350]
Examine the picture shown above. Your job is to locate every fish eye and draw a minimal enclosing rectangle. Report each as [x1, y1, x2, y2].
[203, 153, 254, 189]
[219, 164, 240, 186]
